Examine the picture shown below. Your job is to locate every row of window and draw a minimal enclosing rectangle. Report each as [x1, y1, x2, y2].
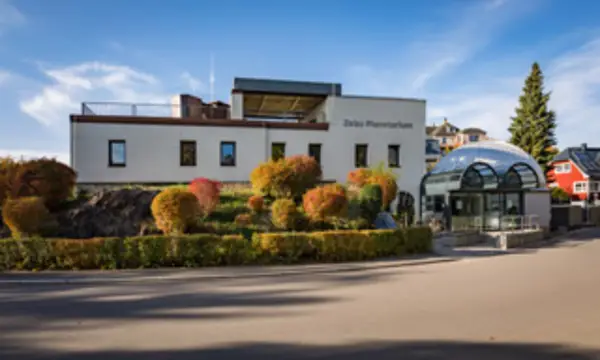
[554, 163, 572, 174]
[573, 181, 600, 193]
[108, 140, 401, 168]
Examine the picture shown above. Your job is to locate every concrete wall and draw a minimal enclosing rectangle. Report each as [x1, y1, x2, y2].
[71, 96, 426, 202]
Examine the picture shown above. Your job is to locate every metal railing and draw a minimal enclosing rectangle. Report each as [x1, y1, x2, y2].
[450, 214, 540, 232]
[81, 102, 230, 119]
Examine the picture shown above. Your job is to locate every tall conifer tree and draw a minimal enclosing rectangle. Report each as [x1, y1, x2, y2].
[508, 62, 557, 172]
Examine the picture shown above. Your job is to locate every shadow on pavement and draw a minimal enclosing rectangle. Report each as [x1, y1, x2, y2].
[2, 340, 599, 360]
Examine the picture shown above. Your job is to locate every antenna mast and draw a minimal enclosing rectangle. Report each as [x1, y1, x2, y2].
[209, 52, 215, 102]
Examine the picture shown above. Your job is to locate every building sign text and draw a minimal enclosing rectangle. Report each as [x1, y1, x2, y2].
[343, 119, 413, 129]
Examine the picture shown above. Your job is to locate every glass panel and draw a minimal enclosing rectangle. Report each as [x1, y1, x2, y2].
[180, 141, 196, 166]
[272, 143, 285, 161]
[221, 142, 236, 166]
[426, 139, 441, 155]
[388, 145, 400, 167]
[110, 141, 126, 166]
[308, 144, 321, 164]
[355, 145, 368, 167]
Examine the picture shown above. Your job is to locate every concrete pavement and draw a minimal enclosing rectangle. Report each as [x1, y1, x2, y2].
[2, 228, 600, 359]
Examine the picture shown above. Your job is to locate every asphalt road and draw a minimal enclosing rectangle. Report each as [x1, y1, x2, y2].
[2, 229, 600, 359]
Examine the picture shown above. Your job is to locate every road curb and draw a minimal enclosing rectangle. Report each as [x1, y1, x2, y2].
[0, 257, 458, 285]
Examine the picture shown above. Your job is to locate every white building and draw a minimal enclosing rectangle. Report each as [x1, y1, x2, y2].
[71, 77, 426, 203]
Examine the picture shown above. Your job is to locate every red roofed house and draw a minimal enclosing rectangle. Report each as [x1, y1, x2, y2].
[547, 143, 600, 201]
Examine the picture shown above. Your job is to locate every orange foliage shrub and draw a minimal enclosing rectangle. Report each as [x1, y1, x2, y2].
[1, 196, 50, 238]
[247, 195, 265, 213]
[346, 166, 398, 208]
[188, 178, 221, 216]
[250, 155, 321, 199]
[302, 183, 348, 222]
[151, 188, 202, 235]
[347, 168, 372, 187]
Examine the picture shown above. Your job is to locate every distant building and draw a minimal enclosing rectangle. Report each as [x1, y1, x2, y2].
[424, 118, 492, 170]
[548, 143, 600, 201]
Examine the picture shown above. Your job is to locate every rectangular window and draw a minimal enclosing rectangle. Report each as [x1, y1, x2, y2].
[220, 141, 236, 166]
[180, 140, 197, 166]
[591, 182, 599, 192]
[108, 140, 126, 167]
[425, 139, 441, 155]
[308, 143, 322, 164]
[468, 135, 479, 142]
[574, 181, 587, 193]
[271, 142, 286, 161]
[441, 137, 447, 144]
[388, 144, 400, 168]
[563, 163, 571, 173]
[355, 144, 368, 168]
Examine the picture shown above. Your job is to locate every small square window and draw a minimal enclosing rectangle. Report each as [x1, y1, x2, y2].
[109, 140, 126, 167]
[574, 182, 588, 193]
[308, 143, 322, 164]
[220, 141, 236, 166]
[355, 144, 368, 168]
[180, 141, 197, 166]
[388, 144, 400, 168]
[468, 135, 479, 142]
[272, 142, 286, 161]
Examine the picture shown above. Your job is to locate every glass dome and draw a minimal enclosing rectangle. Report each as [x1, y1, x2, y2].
[428, 140, 546, 189]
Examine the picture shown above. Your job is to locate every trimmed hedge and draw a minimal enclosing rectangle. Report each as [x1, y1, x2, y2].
[0, 227, 432, 271]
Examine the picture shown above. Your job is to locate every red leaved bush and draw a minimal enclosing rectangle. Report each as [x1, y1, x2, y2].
[188, 177, 222, 216]
[247, 195, 265, 213]
[302, 183, 348, 222]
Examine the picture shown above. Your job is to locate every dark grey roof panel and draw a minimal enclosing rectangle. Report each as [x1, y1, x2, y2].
[234, 77, 341, 96]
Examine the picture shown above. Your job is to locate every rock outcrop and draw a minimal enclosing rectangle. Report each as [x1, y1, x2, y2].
[53, 189, 160, 238]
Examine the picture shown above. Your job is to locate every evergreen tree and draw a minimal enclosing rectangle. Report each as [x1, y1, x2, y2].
[508, 62, 557, 172]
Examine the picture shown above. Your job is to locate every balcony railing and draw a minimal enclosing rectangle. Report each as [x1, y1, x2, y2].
[81, 102, 229, 119]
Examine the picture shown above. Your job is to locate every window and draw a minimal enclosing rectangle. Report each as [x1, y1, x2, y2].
[220, 141, 236, 166]
[108, 140, 126, 167]
[441, 137, 447, 144]
[271, 142, 286, 161]
[591, 182, 599, 192]
[468, 134, 479, 142]
[308, 143, 322, 164]
[388, 144, 400, 168]
[425, 139, 441, 155]
[355, 144, 368, 167]
[180, 141, 196, 166]
[555, 163, 571, 174]
[574, 181, 588, 193]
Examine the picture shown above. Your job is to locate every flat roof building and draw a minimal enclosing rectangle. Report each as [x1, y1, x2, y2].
[71, 77, 427, 207]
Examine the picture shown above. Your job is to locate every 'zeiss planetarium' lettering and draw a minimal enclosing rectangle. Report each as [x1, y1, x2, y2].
[343, 119, 413, 129]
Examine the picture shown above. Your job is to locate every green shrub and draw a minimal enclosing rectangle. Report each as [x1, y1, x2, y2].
[359, 184, 383, 222]
[1, 196, 50, 239]
[551, 187, 570, 203]
[0, 227, 432, 271]
[271, 198, 301, 230]
[234, 213, 253, 226]
[151, 188, 202, 235]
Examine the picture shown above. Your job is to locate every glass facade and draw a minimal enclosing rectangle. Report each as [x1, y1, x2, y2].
[420, 141, 546, 231]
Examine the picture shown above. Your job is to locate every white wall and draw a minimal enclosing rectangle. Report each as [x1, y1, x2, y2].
[230, 93, 243, 118]
[524, 190, 551, 229]
[72, 95, 426, 202]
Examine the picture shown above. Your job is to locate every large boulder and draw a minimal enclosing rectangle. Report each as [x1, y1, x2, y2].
[54, 189, 160, 238]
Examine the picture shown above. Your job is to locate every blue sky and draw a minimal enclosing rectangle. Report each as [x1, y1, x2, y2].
[1, 0, 600, 164]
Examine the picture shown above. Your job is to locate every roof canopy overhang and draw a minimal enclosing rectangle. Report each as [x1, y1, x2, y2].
[240, 92, 326, 119]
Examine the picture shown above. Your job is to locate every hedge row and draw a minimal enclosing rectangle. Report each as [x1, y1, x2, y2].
[0, 227, 432, 271]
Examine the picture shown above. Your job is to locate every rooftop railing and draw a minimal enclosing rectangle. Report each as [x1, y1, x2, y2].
[81, 102, 230, 119]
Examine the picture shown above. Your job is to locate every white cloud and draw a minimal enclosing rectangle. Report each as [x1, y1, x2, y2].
[20, 61, 169, 127]
[0, 0, 25, 34]
[0, 149, 69, 165]
[180, 72, 205, 93]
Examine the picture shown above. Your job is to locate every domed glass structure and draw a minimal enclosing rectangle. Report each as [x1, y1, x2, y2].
[420, 141, 546, 230]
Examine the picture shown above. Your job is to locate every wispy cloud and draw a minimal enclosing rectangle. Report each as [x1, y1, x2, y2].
[180, 72, 205, 93]
[0, 0, 25, 35]
[20, 62, 169, 127]
[344, 0, 539, 95]
[0, 70, 10, 85]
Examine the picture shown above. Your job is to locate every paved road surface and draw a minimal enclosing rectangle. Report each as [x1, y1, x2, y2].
[2, 229, 600, 359]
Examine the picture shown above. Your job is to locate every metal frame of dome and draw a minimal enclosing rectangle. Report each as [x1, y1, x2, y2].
[419, 140, 545, 227]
